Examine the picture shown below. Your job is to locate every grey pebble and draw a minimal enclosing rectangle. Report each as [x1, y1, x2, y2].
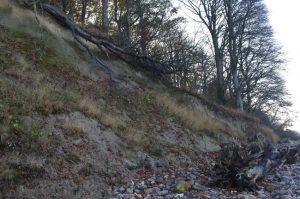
[158, 190, 168, 196]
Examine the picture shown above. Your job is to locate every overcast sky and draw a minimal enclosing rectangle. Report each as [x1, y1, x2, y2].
[264, 0, 300, 132]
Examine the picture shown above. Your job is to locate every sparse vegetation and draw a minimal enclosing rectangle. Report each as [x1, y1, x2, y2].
[0, 160, 45, 189]
[257, 126, 279, 143]
[65, 152, 81, 164]
[61, 120, 85, 138]
[0, 160, 19, 184]
[78, 97, 126, 130]
[0, 111, 59, 155]
[0, 5, 288, 198]
[0, 6, 12, 14]
[78, 163, 94, 177]
[0, 16, 277, 153]
[155, 92, 234, 136]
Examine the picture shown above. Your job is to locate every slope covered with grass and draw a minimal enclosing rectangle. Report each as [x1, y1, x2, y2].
[0, 3, 279, 198]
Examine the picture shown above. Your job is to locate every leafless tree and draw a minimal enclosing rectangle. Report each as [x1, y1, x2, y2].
[180, 0, 227, 104]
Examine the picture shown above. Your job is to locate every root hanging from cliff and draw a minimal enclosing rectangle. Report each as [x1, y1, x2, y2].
[35, 4, 168, 82]
[213, 136, 300, 191]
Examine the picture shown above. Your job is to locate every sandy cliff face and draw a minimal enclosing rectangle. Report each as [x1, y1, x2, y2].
[0, 3, 280, 198]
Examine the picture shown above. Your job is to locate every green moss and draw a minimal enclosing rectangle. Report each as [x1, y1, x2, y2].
[0, 6, 12, 15]
[11, 119, 21, 129]
[26, 129, 60, 155]
[175, 181, 192, 193]
[109, 90, 156, 117]
[9, 31, 31, 39]
[0, 113, 19, 149]
[0, 29, 82, 113]
[1, 28, 76, 74]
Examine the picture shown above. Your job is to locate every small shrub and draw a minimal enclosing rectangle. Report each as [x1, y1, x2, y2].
[11, 119, 20, 129]
[9, 31, 30, 39]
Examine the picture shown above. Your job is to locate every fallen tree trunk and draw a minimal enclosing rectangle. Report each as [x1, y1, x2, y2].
[39, 4, 168, 81]
[214, 136, 300, 191]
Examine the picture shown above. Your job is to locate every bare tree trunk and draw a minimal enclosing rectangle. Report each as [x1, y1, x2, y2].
[181, 0, 227, 104]
[137, 0, 147, 55]
[202, 61, 208, 95]
[101, 0, 109, 33]
[246, 80, 252, 112]
[213, 38, 226, 104]
[225, 0, 243, 111]
[113, 0, 122, 45]
[232, 69, 243, 111]
[81, 0, 88, 25]
[124, 0, 131, 48]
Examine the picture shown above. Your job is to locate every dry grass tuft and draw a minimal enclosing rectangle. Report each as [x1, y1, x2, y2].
[61, 120, 85, 138]
[123, 127, 149, 145]
[259, 126, 279, 143]
[242, 122, 279, 143]
[0, 68, 78, 116]
[0, 77, 68, 114]
[155, 93, 237, 136]
[219, 105, 259, 123]
[171, 88, 259, 123]
[78, 97, 158, 148]
[78, 97, 102, 118]
[78, 97, 126, 130]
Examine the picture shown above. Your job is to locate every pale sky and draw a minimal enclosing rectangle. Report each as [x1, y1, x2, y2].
[264, 0, 300, 132]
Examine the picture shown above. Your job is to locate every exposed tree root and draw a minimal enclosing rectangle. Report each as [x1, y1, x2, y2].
[39, 4, 168, 81]
[214, 135, 300, 191]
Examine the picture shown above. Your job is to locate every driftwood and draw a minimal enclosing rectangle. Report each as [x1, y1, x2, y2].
[214, 135, 300, 191]
[37, 4, 168, 81]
